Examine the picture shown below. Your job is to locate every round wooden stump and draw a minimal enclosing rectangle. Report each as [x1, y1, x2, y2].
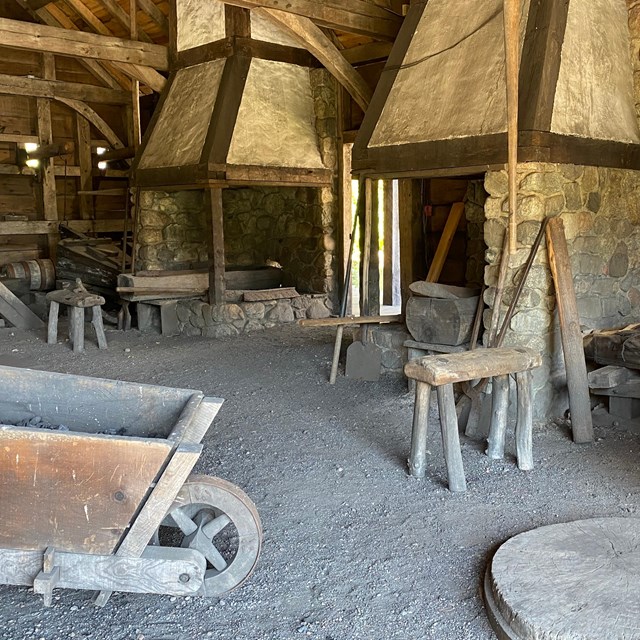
[484, 518, 640, 639]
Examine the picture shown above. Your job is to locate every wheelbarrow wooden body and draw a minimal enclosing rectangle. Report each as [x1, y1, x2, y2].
[0, 365, 262, 606]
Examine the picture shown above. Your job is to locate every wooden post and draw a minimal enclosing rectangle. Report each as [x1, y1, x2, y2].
[38, 53, 58, 261]
[437, 384, 466, 492]
[382, 180, 394, 306]
[546, 216, 593, 443]
[368, 179, 380, 316]
[360, 177, 372, 315]
[341, 143, 352, 311]
[409, 381, 431, 478]
[398, 178, 424, 312]
[486, 374, 509, 460]
[206, 188, 226, 306]
[75, 114, 93, 220]
[515, 369, 534, 470]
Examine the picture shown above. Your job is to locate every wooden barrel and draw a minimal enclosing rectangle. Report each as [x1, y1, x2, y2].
[2, 259, 56, 291]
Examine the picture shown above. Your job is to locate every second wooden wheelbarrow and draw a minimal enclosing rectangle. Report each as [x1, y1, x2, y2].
[0, 365, 262, 606]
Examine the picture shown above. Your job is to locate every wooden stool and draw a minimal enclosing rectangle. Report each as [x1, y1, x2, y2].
[46, 280, 107, 353]
[404, 347, 542, 492]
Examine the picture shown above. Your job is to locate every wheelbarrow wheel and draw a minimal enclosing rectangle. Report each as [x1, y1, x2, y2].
[156, 474, 262, 597]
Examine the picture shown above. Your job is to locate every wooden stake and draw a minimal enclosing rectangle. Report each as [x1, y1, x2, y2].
[503, 0, 520, 255]
[546, 216, 593, 443]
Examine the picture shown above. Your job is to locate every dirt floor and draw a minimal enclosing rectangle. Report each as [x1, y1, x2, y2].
[0, 323, 638, 640]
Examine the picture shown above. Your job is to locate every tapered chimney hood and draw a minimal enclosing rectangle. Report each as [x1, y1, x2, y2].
[133, 2, 332, 188]
[353, 0, 640, 178]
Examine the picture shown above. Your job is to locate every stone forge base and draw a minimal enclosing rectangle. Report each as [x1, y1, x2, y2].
[175, 293, 333, 338]
[483, 518, 640, 640]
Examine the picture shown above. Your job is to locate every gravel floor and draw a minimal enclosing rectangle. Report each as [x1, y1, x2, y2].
[0, 323, 638, 640]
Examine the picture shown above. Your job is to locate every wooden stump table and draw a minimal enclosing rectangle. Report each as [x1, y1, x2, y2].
[46, 280, 107, 353]
[484, 517, 640, 639]
[404, 347, 541, 492]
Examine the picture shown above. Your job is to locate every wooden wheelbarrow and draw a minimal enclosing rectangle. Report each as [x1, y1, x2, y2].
[0, 365, 262, 606]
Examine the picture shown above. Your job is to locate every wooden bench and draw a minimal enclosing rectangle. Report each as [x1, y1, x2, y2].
[403, 339, 469, 393]
[46, 279, 107, 353]
[404, 347, 541, 492]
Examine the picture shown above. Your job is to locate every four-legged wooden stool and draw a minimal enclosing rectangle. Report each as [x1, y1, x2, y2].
[404, 347, 542, 492]
[46, 279, 107, 353]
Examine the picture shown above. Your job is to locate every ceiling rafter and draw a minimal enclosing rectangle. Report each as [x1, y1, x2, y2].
[54, 0, 166, 90]
[13, 0, 127, 90]
[217, 0, 402, 41]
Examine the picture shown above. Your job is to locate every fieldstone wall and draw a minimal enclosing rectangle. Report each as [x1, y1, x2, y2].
[175, 292, 331, 338]
[465, 180, 488, 288]
[484, 162, 640, 419]
[137, 190, 207, 271]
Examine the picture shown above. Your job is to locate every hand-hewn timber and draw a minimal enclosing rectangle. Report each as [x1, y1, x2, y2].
[546, 216, 593, 444]
[217, 0, 402, 40]
[0, 73, 131, 104]
[0, 17, 169, 69]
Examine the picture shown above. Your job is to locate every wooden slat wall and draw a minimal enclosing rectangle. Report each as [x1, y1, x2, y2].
[0, 51, 129, 266]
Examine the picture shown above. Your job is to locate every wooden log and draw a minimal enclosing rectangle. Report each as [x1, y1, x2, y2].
[299, 314, 402, 327]
[91, 306, 107, 349]
[0, 17, 169, 69]
[437, 384, 466, 492]
[486, 374, 509, 460]
[47, 299, 59, 344]
[426, 202, 464, 283]
[546, 216, 593, 443]
[515, 369, 534, 470]
[69, 306, 84, 353]
[408, 381, 431, 478]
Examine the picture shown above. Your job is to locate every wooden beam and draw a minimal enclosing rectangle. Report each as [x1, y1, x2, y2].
[37, 53, 58, 261]
[205, 188, 226, 305]
[0, 133, 38, 144]
[0, 219, 125, 235]
[38, 4, 130, 90]
[342, 40, 393, 65]
[426, 202, 464, 283]
[0, 73, 131, 104]
[55, 97, 126, 149]
[219, 0, 402, 40]
[116, 63, 166, 92]
[75, 114, 93, 220]
[136, 0, 168, 33]
[0, 17, 169, 69]
[98, 0, 153, 43]
[255, 8, 372, 112]
[398, 178, 424, 311]
[56, 0, 165, 91]
[519, 0, 570, 131]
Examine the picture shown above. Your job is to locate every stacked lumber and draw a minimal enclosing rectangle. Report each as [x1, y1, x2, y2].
[57, 238, 122, 298]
